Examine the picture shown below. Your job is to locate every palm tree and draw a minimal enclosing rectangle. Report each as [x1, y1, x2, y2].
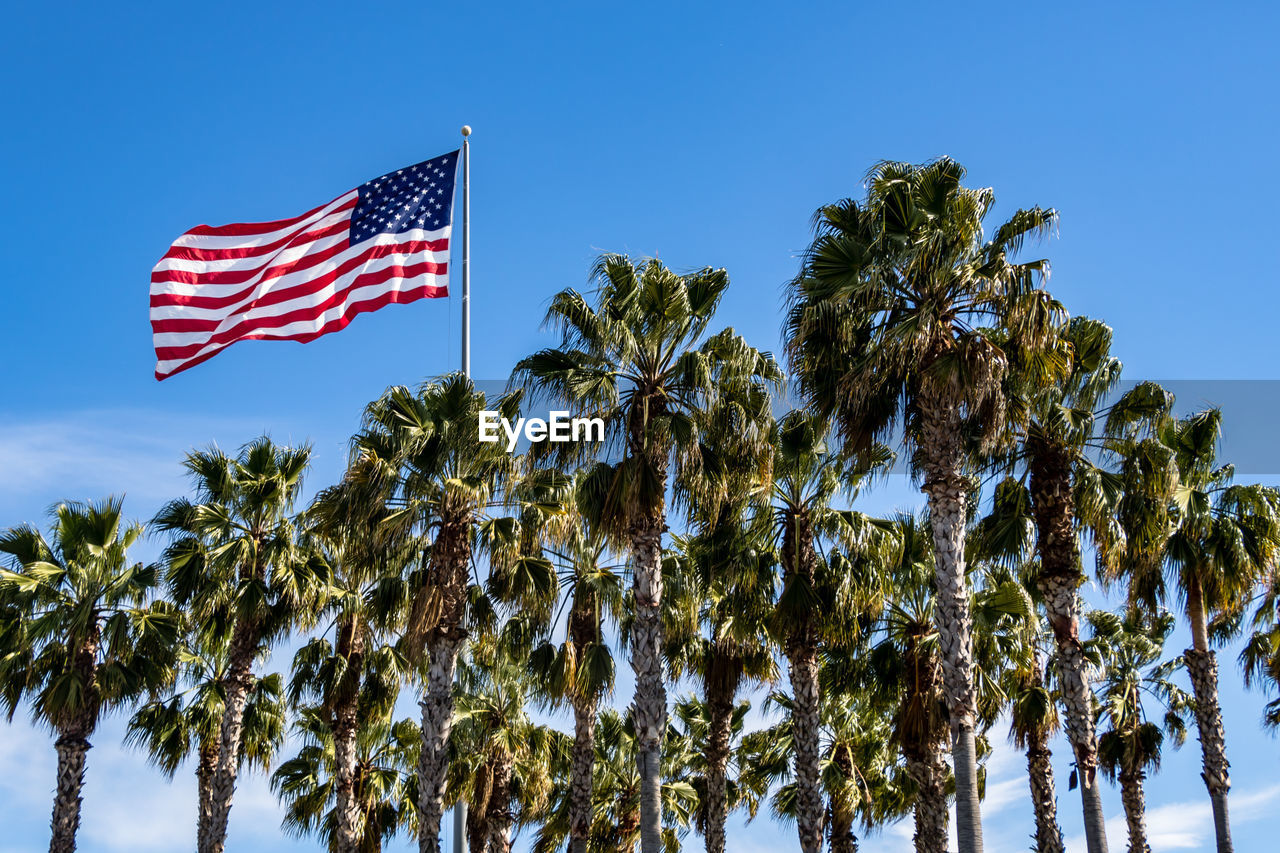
[513, 254, 781, 853]
[1007, 636, 1065, 853]
[765, 409, 891, 853]
[531, 708, 699, 853]
[153, 437, 321, 853]
[862, 514, 952, 853]
[785, 157, 1060, 853]
[355, 373, 521, 853]
[848, 515, 1035, 853]
[1240, 565, 1280, 729]
[298, 458, 417, 853]
[666, 386, 778, 853]
[1109, 409, 1280, 853]
[982, 316, 1173, 853]
[0, 498, 180, 853]
[739, 674, 903, 853]
[1087, 609, 1191, 853]
[663, 529, 776, 853]
[449, 633, 564, 853]
[126, 628, 286, 840]
[665, 696, 770, 847]
[489, 466, 625, 853]
[272, 703, 421, 853]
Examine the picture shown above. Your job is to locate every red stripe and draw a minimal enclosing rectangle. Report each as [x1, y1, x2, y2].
[161, 200, 357, 263]
[181, 192, 350, 238]
[152, 240, 448, 324]
[153, 260, 449, 357]
[153, 231, 449, 289]
[155, 280, 448, 379]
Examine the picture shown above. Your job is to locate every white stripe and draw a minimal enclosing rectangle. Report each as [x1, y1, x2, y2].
[154, 270, 447, 374]
[153, 241, 449, 344]
[151, 228, 451, 324]
[167, 191, 359, 252]
[152, 207, 358, 279]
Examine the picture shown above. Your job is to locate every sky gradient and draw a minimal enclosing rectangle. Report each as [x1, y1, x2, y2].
[2, 2, 1279, 851]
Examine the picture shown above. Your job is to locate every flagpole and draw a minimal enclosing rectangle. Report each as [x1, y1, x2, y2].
[460, 125, 471, 378]
[452, 124, 471, 853]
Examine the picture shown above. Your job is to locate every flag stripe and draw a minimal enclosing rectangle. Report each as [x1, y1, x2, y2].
[153, 227, 449, 290]
[182, 193, 348, 238]
[162, 198, 359, 262]
[150, 151, 458, 379]
[155, 280, 446, 379]
[154, 245, 448, 333]
[151, 236, 448, 324]
[154, 263, 447, 364]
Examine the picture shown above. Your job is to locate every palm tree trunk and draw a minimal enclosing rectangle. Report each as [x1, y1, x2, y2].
[630, 502, 668, 853]
[1025, 727, 1066, 853]
[905, 750, 949, 853]
[781, 512, 823, 853]
[1185, 576, 1233, 853]
[1118, 767, 1150, 853]
[1030, 441, 1109, 853]
[418, 511, 473, 853]
[485, 758, 514, 853]
[419, 631, 463, 853]
[829, 800, 857, 853]
[49, 733, 91, 853]
[467, 802, 486, 853]
[702, 660, 739, 853]
[334, 618, 366, 853]
[786, 644, 824, 853]
[201, 614, 260, 853]
[50, 632, 100, 853]
[196, 737, 218, 849]
[570, 693, 598, 853]
[918, 399, 982, 853]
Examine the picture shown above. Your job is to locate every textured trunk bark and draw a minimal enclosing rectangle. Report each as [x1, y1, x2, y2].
[918, 395, 982, 853]
[950, 729, 982, 853]
[1025, 728, 1065, 853]
[702, 661, 739, 853]
[569, 693, 598, 853]
[630, 504, 667, 853]
[467, 805, 486, 853]
[1029, 440, 1108, 853]
[781, 511, 824, 853]
[618, 810, 641, 853]
[484, 758, 514, 853]
[196, 737, 218, 849]
[419, 632, 462, 853]
[49, 735, 90, 853]
[418, 509, 472, 853]
[1185, 576, 1233, 853]
[1118, 767, 1150, 853]
[829, 799, 857, 853]
[627, 398, 671, 853]
[905, 750, 949, 853]
[50, 631, 100, 853]
[200, 609, 260, 853]
[333, 618, 366, 853]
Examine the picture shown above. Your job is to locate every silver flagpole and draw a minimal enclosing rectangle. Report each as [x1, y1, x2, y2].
[452, 123, 470, 853]
[460, 125, 471, 377]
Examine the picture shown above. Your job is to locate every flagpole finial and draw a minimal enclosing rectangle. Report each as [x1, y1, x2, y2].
[461, 125, 472, 137]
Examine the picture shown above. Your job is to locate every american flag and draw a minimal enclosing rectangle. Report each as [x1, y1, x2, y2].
[150, 150, 459, 380]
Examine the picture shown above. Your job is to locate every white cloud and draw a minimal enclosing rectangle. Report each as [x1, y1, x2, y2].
[1064, 782, 1280, 853]
[0, 409, 269, 515]
[0, 712, 310, 853]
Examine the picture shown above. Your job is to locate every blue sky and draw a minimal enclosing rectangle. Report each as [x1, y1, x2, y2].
[2, 1, 1280, 850]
